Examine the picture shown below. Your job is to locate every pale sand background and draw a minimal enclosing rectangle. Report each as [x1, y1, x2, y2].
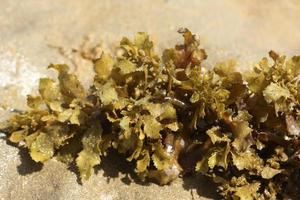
[1, 0, 300, 199]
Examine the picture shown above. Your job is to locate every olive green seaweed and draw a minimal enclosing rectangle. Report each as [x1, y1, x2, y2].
[1, 29, 300, 200]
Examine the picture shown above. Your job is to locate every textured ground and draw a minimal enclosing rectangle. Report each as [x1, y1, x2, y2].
[1, 0, 300, 199]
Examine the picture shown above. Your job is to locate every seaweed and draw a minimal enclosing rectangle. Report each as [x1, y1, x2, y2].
[1, 29, 300, 199]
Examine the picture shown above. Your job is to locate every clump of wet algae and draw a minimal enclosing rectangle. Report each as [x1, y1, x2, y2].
[1, 29, 300, 199]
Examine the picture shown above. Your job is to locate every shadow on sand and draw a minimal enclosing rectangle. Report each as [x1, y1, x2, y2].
[5, 140, 219, 199]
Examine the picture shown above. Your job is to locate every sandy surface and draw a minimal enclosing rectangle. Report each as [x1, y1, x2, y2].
[1, 0, 300, 199]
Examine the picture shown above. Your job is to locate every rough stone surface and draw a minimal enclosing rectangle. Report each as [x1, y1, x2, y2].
[1, 0, 300, 199]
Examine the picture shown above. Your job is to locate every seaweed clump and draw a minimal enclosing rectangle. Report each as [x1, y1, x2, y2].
[1, 29, 300, 199]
